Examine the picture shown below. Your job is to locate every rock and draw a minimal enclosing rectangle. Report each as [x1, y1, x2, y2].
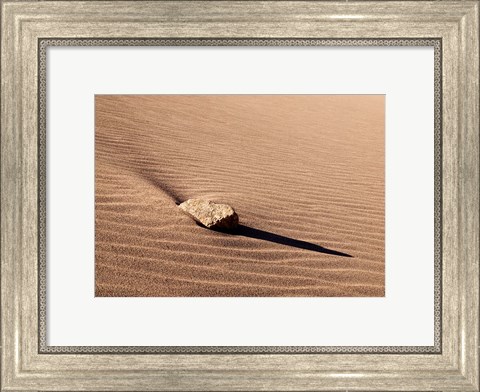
[178, 199, 239, 230]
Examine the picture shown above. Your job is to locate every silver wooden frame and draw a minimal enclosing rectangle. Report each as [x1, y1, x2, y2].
[1, 1, 478, 391]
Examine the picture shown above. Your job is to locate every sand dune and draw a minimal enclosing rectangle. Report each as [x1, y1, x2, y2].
[95, 95, 384, 296]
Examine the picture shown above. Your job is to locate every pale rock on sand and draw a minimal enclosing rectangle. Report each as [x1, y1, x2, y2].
[178, 199, 239, 230]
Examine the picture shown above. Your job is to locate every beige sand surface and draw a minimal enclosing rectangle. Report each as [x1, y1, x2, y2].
[95, 95, 385, 296]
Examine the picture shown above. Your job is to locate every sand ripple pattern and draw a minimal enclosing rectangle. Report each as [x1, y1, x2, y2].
[95, 95, 385, 297]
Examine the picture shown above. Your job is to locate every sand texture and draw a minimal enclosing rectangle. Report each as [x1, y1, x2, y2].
[95, 95, 385, 297]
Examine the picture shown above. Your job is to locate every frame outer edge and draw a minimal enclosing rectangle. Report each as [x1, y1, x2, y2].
[458, 2, 479, 390]
[1, 1, 479, 391]
[1, 1, 23, 390]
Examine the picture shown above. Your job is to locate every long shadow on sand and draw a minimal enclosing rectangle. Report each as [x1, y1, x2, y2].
[208, 224, 353, 258]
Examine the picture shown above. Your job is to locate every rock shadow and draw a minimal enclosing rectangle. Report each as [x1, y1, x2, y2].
[202, 223, 353, 258]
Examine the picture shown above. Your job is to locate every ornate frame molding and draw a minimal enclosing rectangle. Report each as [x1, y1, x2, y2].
[1, 2, 478, 391]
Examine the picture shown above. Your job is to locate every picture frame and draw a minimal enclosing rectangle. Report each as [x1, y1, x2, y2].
[1, 1, 478, 391]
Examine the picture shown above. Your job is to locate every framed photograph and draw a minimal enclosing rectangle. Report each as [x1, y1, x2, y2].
[1, 1, 478, 391]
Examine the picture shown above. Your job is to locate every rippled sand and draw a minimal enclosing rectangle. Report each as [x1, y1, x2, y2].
[95, 95, 385, 296]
